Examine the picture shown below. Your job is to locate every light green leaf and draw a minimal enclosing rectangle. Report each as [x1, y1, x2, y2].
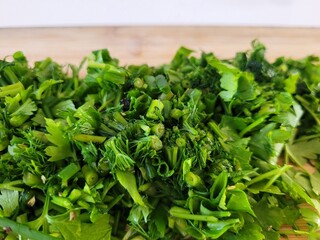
[48, 212, 111, 240]
[10, 98, 37, 116]
[81, 215, 111, 240]
[226, 189, 255, 216]
[236, 72, 257, 101]
[45, 118, 73, 161]
[0, 189, 19, 217]
[310, 171, 320, 195]
[287, 138, 320, 164]
[207, 56, 239, 74]
[284, 72, 299, 94]
[210, 171, 228, 204]
[115, 170, 148, 208]
[219, 72, 238, 102]
[203, 218, 240, 238]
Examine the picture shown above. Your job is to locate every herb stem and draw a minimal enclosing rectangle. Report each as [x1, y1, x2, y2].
[169, 206, 218, 222]
[239, 116, 267, 137]
[245, 165, 291, 187]
[0, 180, 24, 191]
[0, 217, 59, 240]
[0, 82, 24, 97]
[208, 121, 227, 141]
[73, 134, 106, 143]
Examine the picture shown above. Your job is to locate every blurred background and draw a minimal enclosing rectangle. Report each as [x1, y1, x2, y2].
[0, 0, 319, 66]
[1, 0, 319, 28]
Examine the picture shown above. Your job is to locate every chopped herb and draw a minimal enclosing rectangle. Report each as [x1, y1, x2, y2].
[0, 41, 320, 239]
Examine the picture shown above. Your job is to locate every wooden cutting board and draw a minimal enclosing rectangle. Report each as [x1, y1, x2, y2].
[1, 27, 320, 66]
[1, 26, 319, 240]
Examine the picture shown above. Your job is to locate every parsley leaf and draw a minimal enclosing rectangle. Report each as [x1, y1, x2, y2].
[45, 118, 74, 161]
[0, 189, 19, 217]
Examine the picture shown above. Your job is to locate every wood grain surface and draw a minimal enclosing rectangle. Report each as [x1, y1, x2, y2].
[1, 27, 320, 66]
[0, 26, 319, 240]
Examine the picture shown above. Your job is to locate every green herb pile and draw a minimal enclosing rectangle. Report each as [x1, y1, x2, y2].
[0, 41, 320, 240]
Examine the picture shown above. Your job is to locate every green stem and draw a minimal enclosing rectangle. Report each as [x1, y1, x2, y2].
[0, 217, 59, 240]
[171, 146, 178, 168]
[246, 165, 291, 187]
[165, 146, 178, 168]
[27, 194, 51, 232]
[57, 163, 80, 185]
[133, 78, 144, 89]
[43, 104, 53, 119]
[113, 90, 122, 107]
[113, 112, 127, 126]
[278, 229, 311, 236]
[0, 82, 24, 98]
[151, 123, 165, 138]
[0, 180, 24, 191]
[147, 100, 164, 120]
[208, 121, 227, 141]
[239, 116, 267, 137]
[82, 165, 98, 186]
[170, 108, 183, 120]
[185, 172, 205, 190]
[100, 123, 117, 135]
[36, 194, 65, 213]
[87, 61, 106, 69]
[73, 134, 106, 143]
[101, 180, 117, 201]
[3, 68, 19, 83]
[263, 172, 284, 190]
[169, 206, 218, 222]
[159, 91, 174, 101]
[105, 194, 124, 212]
[51, 196, 73, 209]
[98, 98, 114, 112]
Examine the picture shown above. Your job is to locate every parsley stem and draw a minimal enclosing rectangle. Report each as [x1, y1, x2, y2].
[105, 194, 124, 212]
[185, 172, 205, 190]
[147, 100, 164, 120]
[87, 61, 106, 69]
[157, 162, 171, 177]
[133, 78, 144, 89]
[113, 112, 127, 126]
[101, 179, 117, 201]
[165, 146, 178, 168]
[278, 229, 310, 235]
[151, 123, 165, 138]
[57, 163, 80, 184]
[82, 165, 98, 187]
[100, 123, 117, 135]
[3, 68, 19, 83]
[73, 134, 106, 143]
[0, 180, 24, 191]
[239, 116, 267, 137]
[0, 217, 59, 240]
[169, 206, 218, 222]
[246, 165, 291, 187]
[208, 121, 227, 141]
[0, 82, 24, 97]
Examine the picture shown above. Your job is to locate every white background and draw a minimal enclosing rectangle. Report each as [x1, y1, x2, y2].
[0, 0, 320, 28]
